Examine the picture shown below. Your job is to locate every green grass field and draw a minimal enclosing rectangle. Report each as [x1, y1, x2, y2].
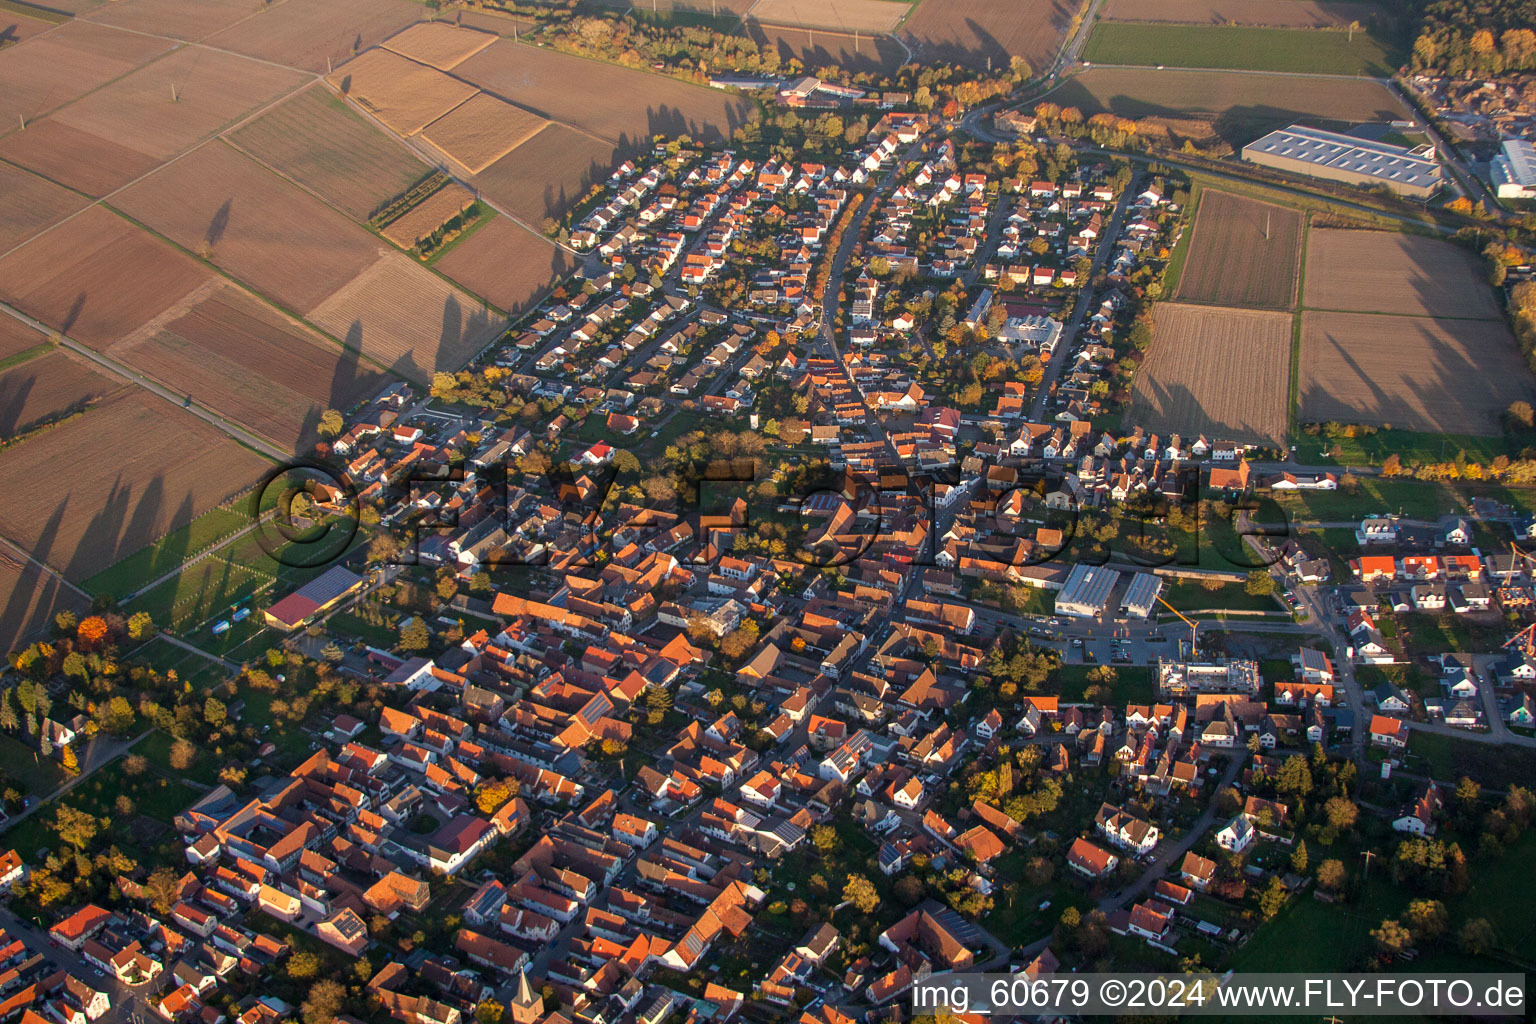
[127, 555, 273, 632]
[1302, 427, 1536, 469]
[1083, 22, 1401, 76]
[0, 732, 65, 797]
[1269, 478, 1467, 522]
[84, 506, 253, 600]
[1057, 664, 1154, 703]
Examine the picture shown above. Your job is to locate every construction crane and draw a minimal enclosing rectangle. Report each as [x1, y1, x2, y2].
[1157, 594, 1199, 657]
[1510, 541, 1536, 578]
[1504, 622, 1536, 660]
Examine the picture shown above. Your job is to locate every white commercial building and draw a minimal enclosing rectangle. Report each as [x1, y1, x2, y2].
[1120, 572, 1163, 620]
[1056, 563, 1121, 619]
[1491, 138, 1536, 200]
[1242, 124, 1443, 199]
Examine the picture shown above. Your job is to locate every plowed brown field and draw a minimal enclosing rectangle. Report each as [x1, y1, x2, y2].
[0, 350, 122, 441]
[0, 46, 306, 196]
[0, 206, 213, 349]
[327, 46, 478, 136]
[1129, 302, 1292, 444]
[433, 215, 573, 315]
[382, 20, 496, 70]
[1175, 190, 1302, 309]
[307, 252, 501, 382]
[0, 389, 270, 581]
[381, 183, 477, 249]
[0, 162, 87, 255]
[1299, 312, 1533, 435]
[0, 20, 173, 131]
[903, 0, 1082, 69]
[109, 283, 385, 450]
[203, 0, 420, 73]
[1101, 0, 1383, 27]
[1303, 230, 1502, 320]
[113, 142, 383, 314]
[473, 122, 619, 224]
[420, 91, 547, 174]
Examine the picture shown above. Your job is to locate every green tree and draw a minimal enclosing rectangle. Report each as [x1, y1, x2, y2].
[301, 980, 346, 1024]
[1258, 876, 1287, 919]
[317, 409, 345, 438]
[476, 1001, 504, 1024]
[0, 690, 15, 732]
[127, 611, 154, 642]
[204, 698, 227, 728]
[1245, 569, 1277, 596]
[843, 874, 880, 914]
[288, 952, 322, 979]
[401, 617, 431, 651]
[1317, 858, 1346, 893]
[1290, 840, 1308, 874]
[1458, 917, 1497, 955]
[322, 641, 344, 663]
[53, 806, 102, 850]
[1405, 899, 1448, 943]
[1371, 918, 1412, 954]
[1324, 796, 1359, 830]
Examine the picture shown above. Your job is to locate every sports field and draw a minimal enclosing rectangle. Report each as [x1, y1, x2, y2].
[1083, 22, 1400, 75]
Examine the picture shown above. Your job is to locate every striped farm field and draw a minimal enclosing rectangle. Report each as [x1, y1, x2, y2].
[1130, 303, 1292, 445]
[1175, 191, 1302, 309]
[230, 84, 434, 221]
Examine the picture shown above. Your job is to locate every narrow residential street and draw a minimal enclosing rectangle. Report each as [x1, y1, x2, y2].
[1028, 172, 1141, 421]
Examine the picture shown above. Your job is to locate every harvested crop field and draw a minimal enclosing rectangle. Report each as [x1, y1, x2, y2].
[0, 206, 213, 350]
[382, 20, 496, 70]
[0, 162, 86, 254]
[109, 283, 384, 450]
[0, 20, 172, 131]
[746, 21, 905, 73]
[1039, 67, 1409, 146]
[307, 252, 501, 382]
[903, 0, 1082, 69]
[433, 215, 573, 315]
[202, 0, 420, 73]
[1303, 230, 1501, 320]
[114, 142, 383, 314]
[420, 92, 548, 174]
[0, 10, 51, 47]
[0, 555, 86, 656]
[747, 0, 909, 32]
[82, 0, 271, 41]
[473, 122, 619, 224]
[381, 183, 477, 249]
[0, 317, 48, 364]
[1101, 0, 1384, 28]
[328, 47, 478, 137]
[0, 46, 306, 197]
[454, 39, 751, 146]
[1299, 312, 1534, 435]
[229, 84, 432, 221]
[1129, 303, 1292, 445]
[0, 350, 122, 441]
[1175, 190, 1302, 309]
[0, 389, 270, 581]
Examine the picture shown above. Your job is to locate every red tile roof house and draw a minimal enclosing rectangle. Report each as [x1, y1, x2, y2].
[1065, 837, 1119, 878]
[1369, 714, 1409, 750]
[50, 906, 113, 951]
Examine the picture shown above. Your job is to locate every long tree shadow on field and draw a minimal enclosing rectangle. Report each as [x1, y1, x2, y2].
[0, 371, 34, 440]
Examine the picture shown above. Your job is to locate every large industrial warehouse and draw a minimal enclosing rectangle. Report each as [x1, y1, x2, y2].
[1242, 124, 1444, 198]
